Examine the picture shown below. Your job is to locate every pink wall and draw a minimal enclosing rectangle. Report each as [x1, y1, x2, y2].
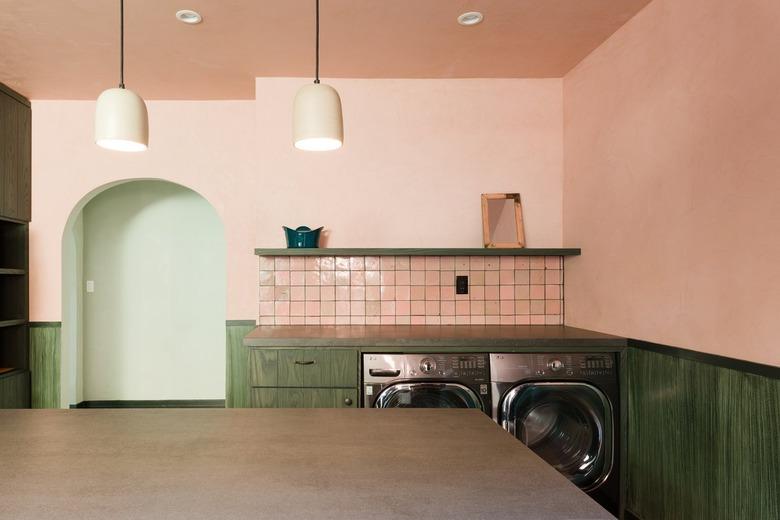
[30, 78, 564, 321]
[563, 0, 780, 365]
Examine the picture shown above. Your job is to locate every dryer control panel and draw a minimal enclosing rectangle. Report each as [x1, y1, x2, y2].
[490, 353, 616, 382]
[364, 353, 490, 384]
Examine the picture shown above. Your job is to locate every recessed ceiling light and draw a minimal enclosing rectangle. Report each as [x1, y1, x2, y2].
[176, 9, 202, 25]
[457, 11, 483, 26]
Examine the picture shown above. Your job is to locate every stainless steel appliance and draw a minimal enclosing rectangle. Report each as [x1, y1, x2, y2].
[491, 352, 620, 514]
[363, 353, 491, 413]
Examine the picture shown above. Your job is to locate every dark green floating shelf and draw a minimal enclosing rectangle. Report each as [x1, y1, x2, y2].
[255, 248, 581, 257]
[0, 319, 27, 328]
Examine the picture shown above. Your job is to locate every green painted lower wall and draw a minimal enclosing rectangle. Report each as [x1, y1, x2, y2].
[626, 347, 779, 519]
[29, 323, 61, 408]
[226, 320, 256, 408]
[30, 321, 256, 409]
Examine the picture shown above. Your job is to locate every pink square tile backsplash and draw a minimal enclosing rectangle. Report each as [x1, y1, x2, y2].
[258, 255, 564, 326]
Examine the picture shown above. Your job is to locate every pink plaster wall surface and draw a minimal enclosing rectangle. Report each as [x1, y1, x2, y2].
[31, 100, 259, 321]
[252, 79, 563, 250]
[563, 0, 780, 366]
[30, 78, 564, 321]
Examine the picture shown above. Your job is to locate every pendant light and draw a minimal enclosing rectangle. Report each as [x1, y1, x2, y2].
[95, 0, 149, 152]
[293, 0, 343, 151]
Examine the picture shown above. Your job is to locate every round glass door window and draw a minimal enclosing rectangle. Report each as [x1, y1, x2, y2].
[374, 383, 483, 410]
[500, 382, 613, 491]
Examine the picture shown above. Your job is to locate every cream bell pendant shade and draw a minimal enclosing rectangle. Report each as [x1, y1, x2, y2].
[95, 87, 148, 152]
[293, 83, 342, 151]
[293, 0, 343, 151]
[95, 0, 149, 152]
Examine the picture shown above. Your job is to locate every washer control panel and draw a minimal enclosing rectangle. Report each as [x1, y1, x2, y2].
[491, 353, 616, 382]
[364, 353, 489, 383]
[450, 355, 487, 378]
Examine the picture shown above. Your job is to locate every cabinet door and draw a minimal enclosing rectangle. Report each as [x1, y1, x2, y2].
[0, 91, 31, 222]
[278, 388, 308, 408]
[308, 389, 336, 408]
[250, 388, 278, 408]
[249, 348, 278, 386]
[333, 388, 358, 408]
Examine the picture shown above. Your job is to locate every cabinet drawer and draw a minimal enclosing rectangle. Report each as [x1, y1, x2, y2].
[277, 348, 357, 388]
[277, 349, 307, 387]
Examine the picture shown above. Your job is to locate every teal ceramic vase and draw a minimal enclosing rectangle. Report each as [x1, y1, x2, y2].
[283, 226, 323, 248]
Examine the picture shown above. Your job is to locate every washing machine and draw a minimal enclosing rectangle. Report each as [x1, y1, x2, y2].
[491, 352, 619, 515]
[363, 353, 491, 413]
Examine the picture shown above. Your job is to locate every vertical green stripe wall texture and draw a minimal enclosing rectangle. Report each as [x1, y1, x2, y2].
[626, 348, 779, 519]
[226, 320, 256, 408]
[29, 323, 60, 408]
[29, 322, 254, 408]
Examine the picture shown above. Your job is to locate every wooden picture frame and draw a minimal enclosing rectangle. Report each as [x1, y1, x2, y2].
[481, 193, 526, 248]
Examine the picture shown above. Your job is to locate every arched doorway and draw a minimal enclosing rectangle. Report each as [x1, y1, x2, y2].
[61, 180, 226, 406]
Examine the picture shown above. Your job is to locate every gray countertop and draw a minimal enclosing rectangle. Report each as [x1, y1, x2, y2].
[243, 324, 626, 351]
[0, 409, 613, 520]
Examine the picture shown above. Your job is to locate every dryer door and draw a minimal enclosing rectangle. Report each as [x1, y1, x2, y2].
[374, 383, 483, 410]
[500, 382, 613, 492]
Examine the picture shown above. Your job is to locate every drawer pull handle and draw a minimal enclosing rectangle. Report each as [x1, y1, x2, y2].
[369, 369, 400, 377]
[294, 360, 316, 366]
[344, 398, 353, 406]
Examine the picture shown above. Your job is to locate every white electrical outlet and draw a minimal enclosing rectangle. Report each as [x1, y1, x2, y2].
[86, 280, 95, 293]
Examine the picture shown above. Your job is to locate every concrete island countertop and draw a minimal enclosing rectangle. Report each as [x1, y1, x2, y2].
[244, 324, 626, 352]
[0, 409, 613, 520]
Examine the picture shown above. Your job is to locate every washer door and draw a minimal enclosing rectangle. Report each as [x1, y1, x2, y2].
[500, 382, 613, 492]
[374, 383, 483, 410]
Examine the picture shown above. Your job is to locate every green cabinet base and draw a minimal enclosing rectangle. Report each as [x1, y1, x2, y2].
[250, 388, 357, 408]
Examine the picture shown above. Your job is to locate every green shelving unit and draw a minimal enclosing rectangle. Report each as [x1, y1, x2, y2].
[0, 83, 31, 408]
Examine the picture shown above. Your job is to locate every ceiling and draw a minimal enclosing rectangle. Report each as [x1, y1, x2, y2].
[0, 0, 652, 100]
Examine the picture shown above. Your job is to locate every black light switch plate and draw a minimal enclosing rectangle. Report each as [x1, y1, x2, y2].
[456, 275, 469, 295]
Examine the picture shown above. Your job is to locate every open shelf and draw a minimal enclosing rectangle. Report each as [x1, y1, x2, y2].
[0, 268, 25, 275]
[0, 323, 28, 369]
[0, 220, 27, 269]
[255, 247, 581, 257]
[0, 319, 26, 328]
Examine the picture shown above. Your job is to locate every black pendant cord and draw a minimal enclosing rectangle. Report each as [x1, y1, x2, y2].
[119, 0, 125, 89]
[314, 0, 320, 84]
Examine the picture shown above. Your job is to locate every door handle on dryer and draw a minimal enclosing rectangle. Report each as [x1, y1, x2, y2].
[369, 369, 401, 377]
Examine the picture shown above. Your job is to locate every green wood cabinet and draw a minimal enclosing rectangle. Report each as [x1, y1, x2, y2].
[0, 84, 31, 223]
[251, 348, 358, 388]
[248, 348, 358, 408]
[250, 387, 358, 408]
